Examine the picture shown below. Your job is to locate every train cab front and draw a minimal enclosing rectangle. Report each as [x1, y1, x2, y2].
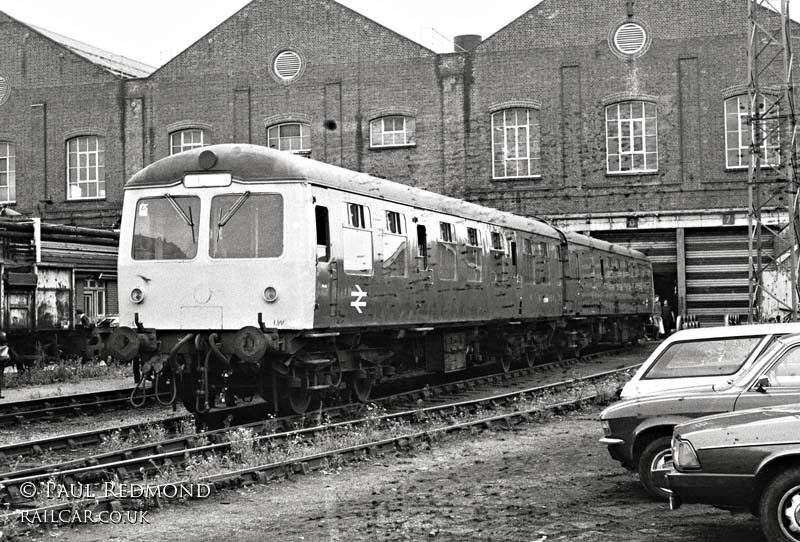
[108, 146, 318, 420]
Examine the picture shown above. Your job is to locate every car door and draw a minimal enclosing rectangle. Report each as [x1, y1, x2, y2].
[734, 345, 800, 411]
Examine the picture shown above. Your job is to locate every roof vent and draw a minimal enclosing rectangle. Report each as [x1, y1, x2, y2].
[613, 23, 647, 55]
[273, 50, 302, 81]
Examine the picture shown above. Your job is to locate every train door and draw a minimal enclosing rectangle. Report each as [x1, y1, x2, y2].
[414, 221, 433, 318]
[509, 233, 522, 316]
[313, 203, 337, 326]
[338, 201, 375, 325]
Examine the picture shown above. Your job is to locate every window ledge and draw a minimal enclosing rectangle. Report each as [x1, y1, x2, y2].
[369, 144, 416, 151]
[492, 175, 543, 181]
[605, 170, 659, 177]
[66, 197, 107, 203]
[725, 165, 779, 172]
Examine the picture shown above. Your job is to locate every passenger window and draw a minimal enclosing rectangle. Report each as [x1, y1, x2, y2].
[315, 206, 330, 262]
[490, 232, 503, 252]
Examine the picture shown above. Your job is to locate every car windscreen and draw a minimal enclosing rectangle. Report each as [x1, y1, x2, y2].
[641, 335, 764, 380]
[133, 196, 200, 260]
[209, 193, 283, 259]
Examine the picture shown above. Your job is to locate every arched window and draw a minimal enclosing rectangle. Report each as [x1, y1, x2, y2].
[66, 135, 105, 200]
[605, 101, 658, 174]
[267, 122, 311, 155]
[491, 108, 541, 179]
[170, 128, 207, 155]
[0, 142, 15, 204]
[725, 95, 780, 169]
[370, 116, 416, 148]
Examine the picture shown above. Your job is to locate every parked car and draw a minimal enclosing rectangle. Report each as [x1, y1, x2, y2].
[620, 322, 800, 399]
[600, 331, 800, 500]
[665, 404, 800, 542]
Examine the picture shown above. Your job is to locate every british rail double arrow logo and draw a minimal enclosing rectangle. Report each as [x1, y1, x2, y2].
[350, 284, 367, 314]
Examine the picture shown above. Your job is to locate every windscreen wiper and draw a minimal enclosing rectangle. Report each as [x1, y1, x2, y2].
[164, 193, 195, 243]
[218, 191, 251, 228]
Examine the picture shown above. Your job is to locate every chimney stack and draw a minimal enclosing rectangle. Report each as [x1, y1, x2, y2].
[454, 34, 481, 53]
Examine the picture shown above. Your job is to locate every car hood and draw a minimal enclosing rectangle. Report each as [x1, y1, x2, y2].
[675, 404, 800, 449]
[601, 384, 739, 419]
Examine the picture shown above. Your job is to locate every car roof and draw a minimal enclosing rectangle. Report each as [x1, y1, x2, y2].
[664, 322, 800, 342]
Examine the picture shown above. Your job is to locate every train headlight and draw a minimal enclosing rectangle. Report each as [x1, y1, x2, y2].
[130, 288, 145, 304]
[263, 286, 278, 303]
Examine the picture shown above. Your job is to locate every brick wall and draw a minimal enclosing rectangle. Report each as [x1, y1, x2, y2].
[464, 0, 792, 219]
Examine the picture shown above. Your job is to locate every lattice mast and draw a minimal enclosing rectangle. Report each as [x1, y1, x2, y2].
[747, 0, 800, 322]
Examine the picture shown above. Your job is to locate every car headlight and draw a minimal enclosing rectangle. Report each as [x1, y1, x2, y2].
[672, 435, 701, 470]
[601, 420, 612, 437]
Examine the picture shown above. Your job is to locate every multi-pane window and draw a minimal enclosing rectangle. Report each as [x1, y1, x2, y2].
[82, 278, 106, 320]
[0, 142, 16, 204]
[467, 227, 479, 247]
[267, 122, 311, 154]
[491, 232, 504, 251]
[439, 222, 454, 242]
[170, 129, 207, 155]
[386, 211, 404, 234]
[605, 101, 658, 174]
[370, 116, 416, 147]
[725, 95, 780, 169]
[491, 108, 541, 179]
[67, 136, 105, 200]
[347, 203, 368, 229]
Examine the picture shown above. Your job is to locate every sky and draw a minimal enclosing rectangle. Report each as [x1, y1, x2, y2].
[0, 0, 545, 69]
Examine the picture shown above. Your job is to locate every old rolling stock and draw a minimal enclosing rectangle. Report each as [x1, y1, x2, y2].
[108, 144, 653, 417]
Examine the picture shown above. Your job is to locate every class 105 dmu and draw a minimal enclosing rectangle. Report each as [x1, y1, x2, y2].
[107, 144, 653, 417]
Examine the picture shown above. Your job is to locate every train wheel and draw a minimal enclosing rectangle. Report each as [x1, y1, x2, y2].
[524, 349, 539, 368]
[283, 388, 312, 415]
[350, 376, 373, 403]
[491, 353, 511, 373]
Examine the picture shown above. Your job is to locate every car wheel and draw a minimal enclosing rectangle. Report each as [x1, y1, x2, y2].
[760, 467, 800, 542]
[637, 436, 673, 501]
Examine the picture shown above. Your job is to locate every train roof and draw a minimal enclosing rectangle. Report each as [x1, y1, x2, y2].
[127, 144, 648, 262]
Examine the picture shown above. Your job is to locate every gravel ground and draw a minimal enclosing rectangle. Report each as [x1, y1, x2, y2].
[1, 375, 132, 403]
[9, 404, 762, 542]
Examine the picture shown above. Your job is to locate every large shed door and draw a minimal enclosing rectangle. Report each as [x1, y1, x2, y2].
[685, 228, 758, 326]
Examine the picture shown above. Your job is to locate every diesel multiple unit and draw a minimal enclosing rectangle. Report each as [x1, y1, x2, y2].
[107, 144, 653, 417]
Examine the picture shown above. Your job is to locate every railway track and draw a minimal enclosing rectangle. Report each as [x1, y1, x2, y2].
[0, 357, 638, 511]
[0, 345, 634, 469]
[0, 386, 171, 428]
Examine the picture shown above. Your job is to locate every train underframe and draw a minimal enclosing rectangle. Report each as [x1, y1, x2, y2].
[108, 315, 646, 420]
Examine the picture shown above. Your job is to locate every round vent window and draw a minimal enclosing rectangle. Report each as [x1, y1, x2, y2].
[273, 50, 302, 81]
[613, 23, 647, 55]
[0, 73, 8, 106]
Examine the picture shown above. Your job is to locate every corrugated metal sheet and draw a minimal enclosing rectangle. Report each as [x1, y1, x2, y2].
[40, 241, 116, 272]
[591, 230, 677, 272]
[685, 227, 765, 327]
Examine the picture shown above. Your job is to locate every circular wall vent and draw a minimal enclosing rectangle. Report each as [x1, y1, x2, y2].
[0, 73, 9, 106]
[273, 50, 302, 81]
[613, 23, 647, 55]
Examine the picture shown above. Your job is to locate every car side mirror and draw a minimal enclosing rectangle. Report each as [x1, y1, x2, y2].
[755, 376, 771, 393]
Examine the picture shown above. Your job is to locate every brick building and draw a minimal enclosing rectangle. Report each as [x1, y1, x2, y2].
[0, 0, 791, 324]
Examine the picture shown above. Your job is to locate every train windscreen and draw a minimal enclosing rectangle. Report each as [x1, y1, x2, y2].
[209, 193, 283, 259]
[132, 196, 200, 260]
